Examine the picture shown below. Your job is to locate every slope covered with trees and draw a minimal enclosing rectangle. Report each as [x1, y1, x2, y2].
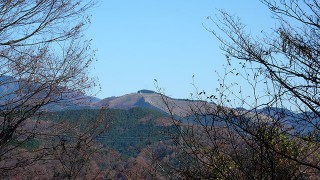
[1, 107, 178, 178]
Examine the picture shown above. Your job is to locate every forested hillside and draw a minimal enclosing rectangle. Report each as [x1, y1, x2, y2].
[43, 108, 175, 157]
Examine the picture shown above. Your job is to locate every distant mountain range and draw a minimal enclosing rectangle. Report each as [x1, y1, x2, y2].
[0, 75, 216, 115]
[0, 75, 214, 114]
[92, 90, 216, 117]
[0, 75, 101, 111]
[68, 90, 320, 123]
[0, 75, 317, 125]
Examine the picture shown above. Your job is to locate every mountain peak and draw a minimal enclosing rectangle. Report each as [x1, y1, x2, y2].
[137, 89, 157, 94]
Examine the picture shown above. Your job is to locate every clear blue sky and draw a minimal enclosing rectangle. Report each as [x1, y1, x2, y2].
[87, 1, 275, 99]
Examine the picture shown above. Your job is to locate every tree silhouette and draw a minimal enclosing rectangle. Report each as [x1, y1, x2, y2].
[0, 0, 99, 177]
[160, 0, 320, 179]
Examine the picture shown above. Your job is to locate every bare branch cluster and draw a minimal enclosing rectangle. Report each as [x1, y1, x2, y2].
[0, 0, 100, 177]
[161, 0, 320, 179]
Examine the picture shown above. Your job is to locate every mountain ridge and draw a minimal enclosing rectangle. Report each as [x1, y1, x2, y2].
[0, 75, 310, 120]
[92, 90, 218, 117]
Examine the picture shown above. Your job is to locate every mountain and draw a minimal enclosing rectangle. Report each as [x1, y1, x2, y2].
[0, 75, 215, 114]
[2, 75, 314, 125]
[44, 94, 100, 111]
[0, 75, 100, 111]
[93, 90, 216, 117]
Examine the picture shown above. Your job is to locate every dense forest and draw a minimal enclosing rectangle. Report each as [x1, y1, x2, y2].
[43, 108, 175, 157]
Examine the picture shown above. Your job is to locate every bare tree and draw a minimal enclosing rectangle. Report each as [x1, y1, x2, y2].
[159, 0, 320, 179]
[49, 108, 108, 179]
[1, 108, 109, 179]
[0, 0, 98, 176]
